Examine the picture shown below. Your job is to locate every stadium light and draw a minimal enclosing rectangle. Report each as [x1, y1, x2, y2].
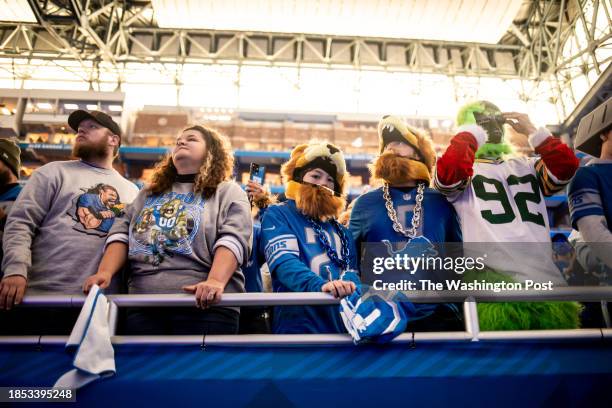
[86, 104, 98, 110]
[0, 0, 37, 23]
[36, 102, 53, 110]
[202, 114, 232, 121]
[63, 103, 79, 110]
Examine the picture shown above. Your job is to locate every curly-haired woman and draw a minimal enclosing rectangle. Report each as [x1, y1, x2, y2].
[83, 125, 252, 335]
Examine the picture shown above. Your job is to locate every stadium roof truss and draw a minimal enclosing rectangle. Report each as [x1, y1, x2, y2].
[0, 0, 610, 125]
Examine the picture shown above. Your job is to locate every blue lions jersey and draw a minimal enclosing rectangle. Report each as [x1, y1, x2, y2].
[350, 186, 462, 249]
[261, 200, 358, 334]
[568, 160, 612, 230]
[350, 186, 462, 323]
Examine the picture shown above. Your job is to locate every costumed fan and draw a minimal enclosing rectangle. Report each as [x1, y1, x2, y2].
[261, 142, 358, 334]
[350, 115, 463, 332]
[435, 100, 582, 330]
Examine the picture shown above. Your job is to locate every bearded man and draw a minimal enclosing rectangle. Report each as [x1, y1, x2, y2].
[350, 115, 463, 331]
[261, 142, 357, 334]
[0, 110, 138, 333]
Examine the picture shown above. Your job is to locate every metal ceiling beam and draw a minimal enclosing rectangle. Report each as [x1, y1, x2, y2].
[0, 0, 582, 81]
[0, 24, 527, 77]
[0, 0, 528, 78]
[548, 0, 611, 122]
[0, 0, 609, 128]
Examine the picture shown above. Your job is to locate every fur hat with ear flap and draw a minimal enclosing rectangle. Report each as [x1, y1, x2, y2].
[282, 142, 348, 200]
[376, 115, 436, 183]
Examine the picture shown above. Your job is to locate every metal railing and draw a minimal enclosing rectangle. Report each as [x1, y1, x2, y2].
[1, 288, 611, 346]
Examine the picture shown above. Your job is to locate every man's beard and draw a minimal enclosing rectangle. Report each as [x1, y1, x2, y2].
[72, 136, 109, 161]
[0, 167, 13, 188]
[294, 183, 346, 222]
[370, 152, 431, 186]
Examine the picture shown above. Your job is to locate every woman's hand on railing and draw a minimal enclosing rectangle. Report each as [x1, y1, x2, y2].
[321, 280, 356, 299]
[82, 271, 113, 294]
[183, 278, 225, 309]
[0, 275, 27, 310]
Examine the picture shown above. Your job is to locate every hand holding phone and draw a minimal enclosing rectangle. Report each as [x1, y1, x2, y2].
[247, 163, 266, 204]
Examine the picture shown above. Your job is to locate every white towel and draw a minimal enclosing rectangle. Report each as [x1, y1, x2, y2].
[54, 285, 116, 389]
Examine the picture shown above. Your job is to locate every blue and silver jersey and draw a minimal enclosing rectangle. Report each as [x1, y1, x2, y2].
[568, 159, 612, 229]
[261, 200, 358, 334]
[350, 185, 462, 249]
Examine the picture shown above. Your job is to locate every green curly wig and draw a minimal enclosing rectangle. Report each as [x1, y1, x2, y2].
[463, 268, 582, 331]
[456, 101, 489, 127]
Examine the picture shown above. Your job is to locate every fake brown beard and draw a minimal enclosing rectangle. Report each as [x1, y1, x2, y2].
[371, 152, 431, 186]
[294, 183, 346, 222]
[0, 166, 13, 187]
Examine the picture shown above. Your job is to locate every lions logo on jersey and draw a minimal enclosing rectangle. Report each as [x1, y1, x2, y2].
[382, 236, 438, 258]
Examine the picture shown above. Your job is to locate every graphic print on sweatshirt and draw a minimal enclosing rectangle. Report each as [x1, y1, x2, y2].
[67, 183, 126, 237]
[129, 191, 205, 266]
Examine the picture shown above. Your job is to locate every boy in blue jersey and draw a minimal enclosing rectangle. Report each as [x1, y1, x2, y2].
[261, 142, 357, 334]
[350, 115, 463, 331]
[569, 96, 612, 271]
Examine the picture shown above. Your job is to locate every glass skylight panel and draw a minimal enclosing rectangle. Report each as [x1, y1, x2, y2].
[152, 0, 522, 44]
[0, 0, 37, 23]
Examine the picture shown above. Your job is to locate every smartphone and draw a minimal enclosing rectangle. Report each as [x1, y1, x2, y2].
[249, 163, 266, 185]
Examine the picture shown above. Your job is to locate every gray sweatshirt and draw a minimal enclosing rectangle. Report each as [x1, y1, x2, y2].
[2, 160, 139, 293]
[106, 180, 252, 297]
